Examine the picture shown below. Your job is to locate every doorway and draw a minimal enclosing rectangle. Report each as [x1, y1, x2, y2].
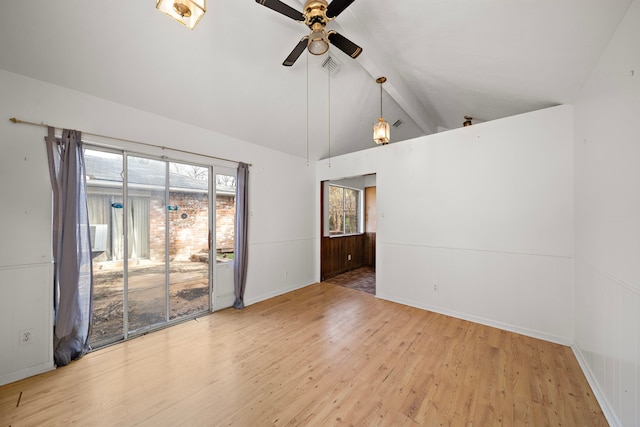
[320, 174, 376, 294]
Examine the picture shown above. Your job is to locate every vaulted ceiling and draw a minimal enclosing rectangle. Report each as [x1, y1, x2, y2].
[0, 0, 633, 160]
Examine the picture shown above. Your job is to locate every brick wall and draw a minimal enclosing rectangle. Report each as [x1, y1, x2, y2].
[149, 193, 167, 262]
[147, 191, 235, 262]
[216, 194, 235, 253]
[169, 192, 210, 261]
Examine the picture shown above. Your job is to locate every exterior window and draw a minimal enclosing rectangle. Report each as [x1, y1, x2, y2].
[328, 185, 361, 235]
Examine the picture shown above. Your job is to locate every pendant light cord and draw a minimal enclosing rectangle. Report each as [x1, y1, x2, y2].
[328, 63, 331, 168]
[380, 82, 383, 118]
[306, 50, 310, 166]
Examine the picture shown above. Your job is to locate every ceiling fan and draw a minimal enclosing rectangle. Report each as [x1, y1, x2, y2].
[256, 0, 362, 66]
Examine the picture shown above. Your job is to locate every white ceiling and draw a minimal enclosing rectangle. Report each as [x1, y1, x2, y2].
[0, 0, 633, 160]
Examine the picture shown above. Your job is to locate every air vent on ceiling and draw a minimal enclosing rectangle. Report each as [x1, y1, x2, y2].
[322, 55, 343, 76]
[393, 119, 403, 128]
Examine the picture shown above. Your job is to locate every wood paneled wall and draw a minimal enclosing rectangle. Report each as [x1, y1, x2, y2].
[364, 232, 376, 268]
[321, 234, 365, 280]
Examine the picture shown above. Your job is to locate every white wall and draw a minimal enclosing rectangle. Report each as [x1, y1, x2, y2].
[0, 69, 317, 385]
[328, 176, 366, 190]
[364, 174, 376, 188]
[573, 1, 640, 426]
[317, 105, 575, 344]
[0, 264, 52, 385]
[0, 72, 56, 385]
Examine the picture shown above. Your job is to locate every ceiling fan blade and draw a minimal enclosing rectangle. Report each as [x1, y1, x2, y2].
[283, 37, 309, 66]
[256, 0, 304, 22]
[326, 0, 356, 19]
[328, 32, 362, 59]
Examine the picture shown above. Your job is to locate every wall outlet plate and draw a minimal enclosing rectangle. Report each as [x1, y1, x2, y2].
[18, 329, 34, 346]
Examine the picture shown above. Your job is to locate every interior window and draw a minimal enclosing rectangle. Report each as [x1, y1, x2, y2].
[328, 184, 362, 236]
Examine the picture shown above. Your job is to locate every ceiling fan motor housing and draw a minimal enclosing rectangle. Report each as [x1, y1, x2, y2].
[304, 0, 330, 28]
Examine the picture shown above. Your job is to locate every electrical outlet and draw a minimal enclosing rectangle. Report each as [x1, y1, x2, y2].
[433, 284, 438, 292]
[348, 254, 351, 261]
[19, 329, 34, 346]
[284, 270, 288, 278]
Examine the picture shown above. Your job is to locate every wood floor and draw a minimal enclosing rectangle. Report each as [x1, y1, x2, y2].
[0, 283, 606, 426]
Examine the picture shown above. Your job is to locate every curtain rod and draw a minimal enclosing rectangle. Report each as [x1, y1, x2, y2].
[9, 117, 251, 167]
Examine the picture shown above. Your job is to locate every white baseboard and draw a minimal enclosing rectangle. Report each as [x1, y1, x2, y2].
[376, 292, 571, 346]
[571, 345, 621, 427]
[244, 281, 313, 307]
[0, 362, 54, 387]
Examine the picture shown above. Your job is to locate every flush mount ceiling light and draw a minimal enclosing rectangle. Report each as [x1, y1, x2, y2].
[373, 77, 390, 145]
[156, 0, 206, 29]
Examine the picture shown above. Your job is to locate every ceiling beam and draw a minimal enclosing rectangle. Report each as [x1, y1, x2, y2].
[355, 44, 438, 135]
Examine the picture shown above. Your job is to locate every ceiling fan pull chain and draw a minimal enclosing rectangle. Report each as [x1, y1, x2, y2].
[328, 63, 331, 168]
[306, 49, 310, 166]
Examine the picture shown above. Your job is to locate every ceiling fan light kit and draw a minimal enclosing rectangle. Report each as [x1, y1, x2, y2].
[374, 76, 390, 145]
[308, 25, 330, 55]
[256, 0, 362, 66]
[156, 0, 206, 29]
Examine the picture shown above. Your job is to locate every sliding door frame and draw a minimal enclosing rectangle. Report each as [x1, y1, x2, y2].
[86, 143, 218, 346]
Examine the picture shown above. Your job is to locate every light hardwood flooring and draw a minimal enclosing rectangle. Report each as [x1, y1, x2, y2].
[0, 283, 607, 426]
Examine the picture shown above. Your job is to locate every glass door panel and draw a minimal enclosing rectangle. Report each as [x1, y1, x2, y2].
[168, 162, 211, 319]
[215, 173, 236, 263]
[85, 149, 125, 346]
[127, 155, 167, 333]
[212, 173, 236, 310]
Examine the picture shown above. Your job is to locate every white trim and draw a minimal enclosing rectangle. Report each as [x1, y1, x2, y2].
[379, 240, 574, 260]
[250, 237, 317, 246]
[376, 292, 572, 346]
[244, 281, 313, 307]
[0, 362, 54, 387]
[577, 258, 640, 295]
[572, 345, 622, 427]
[0, 261, 54, 271]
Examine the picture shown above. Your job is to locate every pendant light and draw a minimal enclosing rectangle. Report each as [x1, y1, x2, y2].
[156, 0, 206, 29]
[373, 77, 390, 145]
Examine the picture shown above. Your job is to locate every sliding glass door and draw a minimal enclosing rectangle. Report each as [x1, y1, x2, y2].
[126, 155, 168, 333]
[86, 149, 125, 345]
[168, 162, 210, 319]
[86, 149, 214, 347]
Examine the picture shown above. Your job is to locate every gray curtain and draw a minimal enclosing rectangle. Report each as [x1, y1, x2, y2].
[233, 162, 249, 309]
[45, 127, 93, 366]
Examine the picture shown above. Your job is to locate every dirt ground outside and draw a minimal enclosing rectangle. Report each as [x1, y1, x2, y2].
[90, 259, 212, 346]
